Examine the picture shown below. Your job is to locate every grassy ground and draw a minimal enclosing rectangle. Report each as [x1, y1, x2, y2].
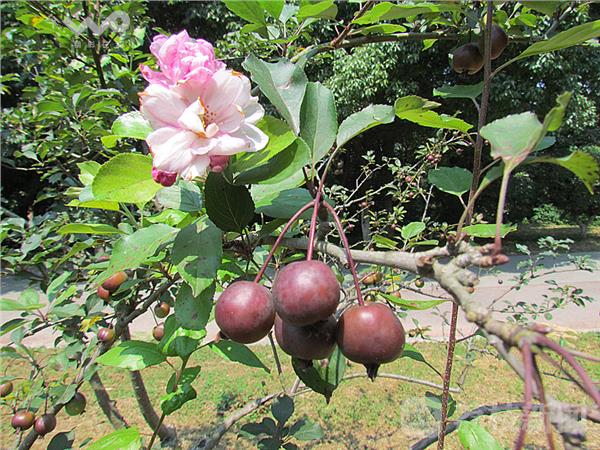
[503, 225, 600, 253]
[1, 333, 599, 450]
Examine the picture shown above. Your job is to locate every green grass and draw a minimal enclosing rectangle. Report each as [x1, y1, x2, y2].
[504, 224, 600, 253]
[1, 334, 599, 449]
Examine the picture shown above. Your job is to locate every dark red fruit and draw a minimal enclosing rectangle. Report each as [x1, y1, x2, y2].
[452, 43, 483, 74]
[479, 24, 508, 60]
[11, 410, 34, 430]
[272, 260, 340, 326]
[97, 286, 110, 300]
[97, 327, 115, 343]
[0, 381, 13, 397]
[154, 302, 170, 319]
[152, 324, 165, 341]
[65, 392, 86, 416]
[215, 281, 275, 343]
[337, 303, 405, 380]
[274, 315, 337, 361]
[101, 271, 128, 293]
[34, 414, 56, 435]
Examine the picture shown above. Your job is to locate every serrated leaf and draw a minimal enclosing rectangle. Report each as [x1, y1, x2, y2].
[298, 0, 337, 19]
[401, 221, 426, 240]
[160, 383, 197, 415]
[223, 0, 266, 24]
[354, 1, 459, 25]
[300, 82, 337, 164]
[159, 316, 206, 358]
[271, 395, 294, 424]
[97, 341, 166, 370]
[379, 293, 445, 310]
[205, 172, 255, 232]
[433, 82, 484, 100]
[336, 104, 395, 148]
[175, 283, 214, 331]
[463, 223, 517, 238]
[156, 180, 202, 212]
[425, 391, 456, 421]
[527, 150, 599, 194]
[209, 340, 270, 372]
[428, 167, 473, 197]
[111, 112, 152, 140]
[292, 346, 345, 402]
[395, 95, 472, 132]
[290, 418, 324, 441]
[86, 427, 142, 450]
[457, 421, 503, 450]
[58, 223, 123, 235]
[254, 188, 314, 220]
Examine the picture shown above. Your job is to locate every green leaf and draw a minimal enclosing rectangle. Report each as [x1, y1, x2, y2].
[160, 383, 197, 415]
[77, 161, 101, 185]
[378, 293, 445, 310]
[175, 283, 214, 331]
[255, 188, 313, 219]
[159, 316, 206, 358]
[395, 95, 472, 132]
[57, 223, 123, 235]
[457, 421, 503, 450]
[300, 82, 338, 164]
[463, 223, 517, 238]
[521, 1, 560, 16]
[47, 431, 75, 450]
[258, 0, 284, 19]
[111, 112, 152, 140]
[250, 172, 306, 205]
[543, 91, 572, 133]
[166, 366, 201, 393]
[401, 343, 427, 364]
[95, 224, 178, 283]
[86, 427, 142, 450]
[231, 116, 296, 173]
[92, 153, 162, 204]
[209, 340, 270, 372]
[433, 82, 484, 100]
[336, 104, 395, 148]
[223, 0, 266, 24]
[298, 0, 337, 19]
[271, 395, 294, 424]
[97, 341, 166, 371]
[401, 221, 426, 240]
[205, 173, 255, 232]
[242, 55, 308, 134]
[1, 288, 43, 311]
[0, 318, 26, 336]
[292, 346, 345, 402]
[357, 24, 407, 35]
[480, 112, 544, 169]
[155, 180, 202, 212]
[66, 199, 120, 211]
[373, 234, 397, 250]
[527, 150, 599, 194]
[354, 1, 459, 25]
[428, 167, 473, 196]
[513, 20, 600, 62]
[425, 391, 456, 421]
[290, 419, 324, 441]
[172, 218, 222, 296]
[240, 418, 277, 438]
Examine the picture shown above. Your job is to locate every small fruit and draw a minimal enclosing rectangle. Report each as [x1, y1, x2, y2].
[152, 324, 165, 341]
[101, 271, 128, 293]
[272, 260, 340, 326]
[97, 327, 115, 343]
[34, 414, 56, 435]
[154, 302, 171, 319]
[274, 315, 337, 361]
[337, 303, 405, 380]
[97, 286, 110, 300]
[360, 200, 369, 209]
[362, 272, 382, 286]
[11, 411, 34, 430]
[215, 281, 275, 344]
[0, 381, 13, 397]
[65, 392, 86, 416]
[452, 43, 483, 75]
[414, 278, 425, 288]
[479, 24, 508, 60]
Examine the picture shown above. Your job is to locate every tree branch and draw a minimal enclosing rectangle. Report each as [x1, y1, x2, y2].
[88, 371, 128, 429]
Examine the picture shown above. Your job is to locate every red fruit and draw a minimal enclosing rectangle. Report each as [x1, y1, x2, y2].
[452, 43, 483, 75]
[154, 302, 171, 319]
[360, 201, 369, 209]
[272, 260, 340, 326]
[215, 281, 275, 344]
[337, 303, 405, 380]
[97, 327, 115, 343]
[97, 286, 110, 300]
[65, 392, 86, 416]
[101, 271, 128, 293]
[11, 410, 34, 430]
[274, 315, 337, 361]
[0, 381, 13, 397]
[479, 24, 508, 60]
[34, 414, 56, 435]
[152, 324, 165, 341]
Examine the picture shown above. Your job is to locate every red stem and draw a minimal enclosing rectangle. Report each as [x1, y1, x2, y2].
[306, 188, 323, 261]
[254, 201, 315, 283]
[514, 343, 534, 450]
[531, 357, 555, 450]
[323, 202, 364, 306]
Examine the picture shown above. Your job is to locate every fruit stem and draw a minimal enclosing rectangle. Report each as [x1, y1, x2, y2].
[322, 202, 364, 306]
[254, 201, 315, 283]
[306, 188, 323, 261]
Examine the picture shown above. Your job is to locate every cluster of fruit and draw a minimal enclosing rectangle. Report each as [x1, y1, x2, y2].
[452, 24, 508, 74]
[216, 259, 406, 380]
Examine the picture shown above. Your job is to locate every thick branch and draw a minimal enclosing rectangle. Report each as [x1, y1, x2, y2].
[89, 371, 128, 429]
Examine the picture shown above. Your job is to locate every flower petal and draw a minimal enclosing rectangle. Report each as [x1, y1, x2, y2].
[180, 155, 211, 180]
[147, 128, 200, 173]
[140, 84, 187, 129]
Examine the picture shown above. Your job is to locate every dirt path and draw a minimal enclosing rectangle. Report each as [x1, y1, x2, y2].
[1, 252, 598, 347]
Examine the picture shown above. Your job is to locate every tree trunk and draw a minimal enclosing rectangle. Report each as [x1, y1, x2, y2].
[88, 371, 128, 429]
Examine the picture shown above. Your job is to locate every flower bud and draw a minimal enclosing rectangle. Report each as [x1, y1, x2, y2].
[152, 168, 177, 187]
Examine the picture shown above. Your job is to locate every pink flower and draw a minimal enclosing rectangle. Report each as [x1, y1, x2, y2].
[140, 31, 225, 88]
[140, 69, 268, 180]
[152, 168, 177, 187]
[209, 155, 230, 173]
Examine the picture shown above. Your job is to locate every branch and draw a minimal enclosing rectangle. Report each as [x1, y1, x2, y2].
[88, 371, 128, 429]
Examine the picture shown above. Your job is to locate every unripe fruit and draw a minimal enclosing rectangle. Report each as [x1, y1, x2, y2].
[272, 260, 340, 326]
[154, 302, 171, 319]
[274, 315, 337, 361]
[362, 272, 382, 286]
[101, 271, 128, 293]
[97, 327, 115, 343]
[152, 324, 165, 341]
[414, 278, 425, 288]
[34, 414, 56, 435]
[0, 381, 13, 397]
[11, 411, 34, 430]
[479, 24, 508, 60]
[452, 43, 483, 75]
[337, 303, 405, 380]
[215, 281, 275, 344]
[97, 286, 110, 300]
[65, 392, 86, 416]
